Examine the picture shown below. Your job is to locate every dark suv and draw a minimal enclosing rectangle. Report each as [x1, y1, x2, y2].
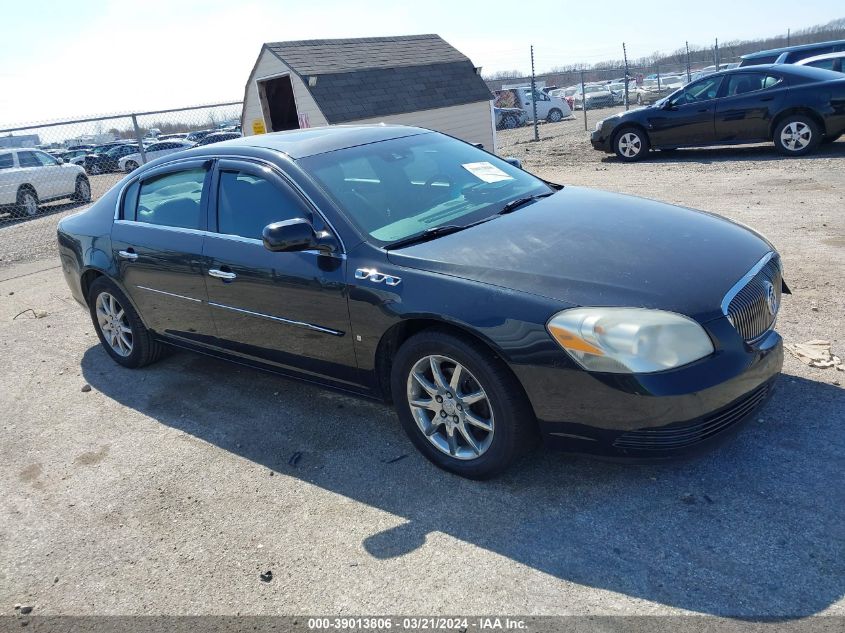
[83, 144, 139, 175]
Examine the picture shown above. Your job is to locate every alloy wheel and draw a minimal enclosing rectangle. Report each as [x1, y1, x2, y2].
[96, 292, 133, 357]
[21, 192, 38, 216]
[406, 355, 495, 460]
[618, 132, 643, 158]
[780, 121, 812, 151]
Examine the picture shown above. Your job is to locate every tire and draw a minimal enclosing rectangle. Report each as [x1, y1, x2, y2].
[546, 108, 563, 123]
[88, 163, 101, 175]
[16, 188, 39, 217]
[87, 276, 164, 369]
[125, 160, 139, 172]
[390, 329, 537, 479]
[72, 176, 91, 203]
[774, 115, 821, 157]
[613, 126, 649, 161]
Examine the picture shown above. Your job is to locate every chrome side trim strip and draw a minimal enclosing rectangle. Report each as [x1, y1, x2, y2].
[207, 302, 344, 337]
[720, 251, 775, 316]
[136, 285, 203, 303]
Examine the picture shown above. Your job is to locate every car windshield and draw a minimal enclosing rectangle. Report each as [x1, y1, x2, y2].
[300, 133, 553, 246]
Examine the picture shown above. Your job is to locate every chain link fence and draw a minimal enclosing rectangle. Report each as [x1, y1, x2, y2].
[0, 102, 242, 268]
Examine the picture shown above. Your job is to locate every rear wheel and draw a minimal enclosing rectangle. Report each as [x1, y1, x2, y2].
[390, 329, 536, 479]
[547, 108, 563, 123]
[613, 126, 649, 161]
[125, 160, 139, 172]
[16, 188, 38, 217]
[88, 277, 164, 369]
[88, 163, 101, 175]
[774, 115, 820, 156]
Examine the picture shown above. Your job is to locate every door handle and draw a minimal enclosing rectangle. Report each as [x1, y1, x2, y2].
[118, 249, 138, 261]
[208, 268, 237, 281]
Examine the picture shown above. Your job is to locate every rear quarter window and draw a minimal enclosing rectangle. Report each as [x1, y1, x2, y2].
[0, 153, 13, 169]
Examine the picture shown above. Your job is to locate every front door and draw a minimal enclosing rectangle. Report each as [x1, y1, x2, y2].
[202, 159, 359, 386]
[715, 72, 786, 143]
[647, 75, 723, 147]
[110, 160, 217, 343]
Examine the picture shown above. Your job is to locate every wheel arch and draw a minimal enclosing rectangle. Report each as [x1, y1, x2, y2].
[769, 107, 826, 139]
[612, 122, 650, 147]
[79, 267, 150, 330]
[16, 183, 38, 200]
[373, 317, 523, 405]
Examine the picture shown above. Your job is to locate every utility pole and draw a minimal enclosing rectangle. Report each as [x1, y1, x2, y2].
[530, 45, 539, 142]
[787, 28, 791, 47]
[580, 70, 587, 131]
[714, 38, 720, 68]
[623, 42, 630, 111]
[685, 41, 691, 82]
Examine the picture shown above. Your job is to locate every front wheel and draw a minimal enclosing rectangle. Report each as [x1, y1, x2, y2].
[73, 176, 91, 203]
[88, 277, 164, 368]
[613, 126, 649, 161]
[88, 163, 101, 175]
[390, 330, 536, 479]
[125, 160, 139, 172]
[774, 115, 820, 156]
[546, 108, 563, 123]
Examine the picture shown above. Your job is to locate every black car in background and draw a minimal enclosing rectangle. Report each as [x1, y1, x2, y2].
[591, 64, 845, 160]
[57, 126, 785, 478]
[740, 38, 845, 66]
[195, 131, 242, 146]
[84, 143, 139, 175]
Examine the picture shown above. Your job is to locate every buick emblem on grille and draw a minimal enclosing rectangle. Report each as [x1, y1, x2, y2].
[764, 281, 778, 316]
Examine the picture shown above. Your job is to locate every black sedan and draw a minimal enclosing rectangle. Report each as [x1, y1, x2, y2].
[58, 126, 785, 478]
[84, 143, 140, 174]
[591, 64, 845, 160]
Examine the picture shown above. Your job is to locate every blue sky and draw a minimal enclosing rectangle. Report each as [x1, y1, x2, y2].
[0, 0, 842, 125]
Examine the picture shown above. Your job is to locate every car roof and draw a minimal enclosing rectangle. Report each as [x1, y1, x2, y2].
[742, 39, 845, 60]
[187, 124, 429, 159]
[797, 51, 845, 64]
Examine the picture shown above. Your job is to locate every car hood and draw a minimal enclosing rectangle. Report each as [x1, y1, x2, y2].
[386, 187, 773, 322]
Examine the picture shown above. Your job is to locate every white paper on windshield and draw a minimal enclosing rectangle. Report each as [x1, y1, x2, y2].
[461, 161, 514, 183]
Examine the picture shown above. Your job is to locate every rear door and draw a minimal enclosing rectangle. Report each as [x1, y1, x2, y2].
[647, 75, 723, 147]
[110, 159, 217, 343]
[16, 151, 58, 199]
[34, 151, 74, 196]
[715, 72, 786, 142]
[202, 159, 359, 386]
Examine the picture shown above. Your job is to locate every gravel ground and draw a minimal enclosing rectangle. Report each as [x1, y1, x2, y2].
[0, 116, 843, 619]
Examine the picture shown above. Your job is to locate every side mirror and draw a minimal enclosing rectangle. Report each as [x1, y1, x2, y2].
[56, 157, 64, 164]
[472, 143, 484, 149]
[503, 156, 523, 169]
[262, 218, 337, 254]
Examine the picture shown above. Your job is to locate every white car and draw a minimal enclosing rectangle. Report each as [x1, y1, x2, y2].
[0, 149, 91, 217]
[513, 88, 572, 122]
[794, 51, 845, 73]
[118, 140, 195, 173]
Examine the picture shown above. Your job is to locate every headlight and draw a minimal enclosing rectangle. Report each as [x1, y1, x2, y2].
[546, 308, 714, 374]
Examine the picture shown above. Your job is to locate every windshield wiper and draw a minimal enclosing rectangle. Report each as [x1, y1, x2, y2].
[384, 224, 472, 250]
[497, 191, 555, 215]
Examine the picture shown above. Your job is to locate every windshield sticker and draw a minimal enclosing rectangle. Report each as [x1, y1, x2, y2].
[462, 161, 514, 183]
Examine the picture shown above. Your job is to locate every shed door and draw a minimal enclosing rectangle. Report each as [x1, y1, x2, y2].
[258, 75, 299, 132]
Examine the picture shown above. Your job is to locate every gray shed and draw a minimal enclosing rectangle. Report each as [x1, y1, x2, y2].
[241, 34, 496, 150]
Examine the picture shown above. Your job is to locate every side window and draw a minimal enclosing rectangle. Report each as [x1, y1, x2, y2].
[675, 76, 722, 105]
[35, 151, 58, 166]
[0, 153, 13, 169]
[807, 59, 836, 71]
[136, 168, 206, 229]
[217, 170, 308, 240]
[122, 181, 140, 220]
[18, 151, 40, 168]
[725, 73, 768, 96]
[763, 75, 781, 89]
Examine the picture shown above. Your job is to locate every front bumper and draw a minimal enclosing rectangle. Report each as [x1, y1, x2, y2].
[590, 128, 611, 152]
[514, 327, 783, 459]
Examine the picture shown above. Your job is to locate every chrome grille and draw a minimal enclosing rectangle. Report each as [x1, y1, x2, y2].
[724, 254, 782, 343]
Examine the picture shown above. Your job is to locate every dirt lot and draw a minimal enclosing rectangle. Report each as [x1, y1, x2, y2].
[1, 114, 843, 619]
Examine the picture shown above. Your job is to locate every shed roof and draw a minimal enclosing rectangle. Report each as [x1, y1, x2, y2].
[261, 34, 493, 124]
